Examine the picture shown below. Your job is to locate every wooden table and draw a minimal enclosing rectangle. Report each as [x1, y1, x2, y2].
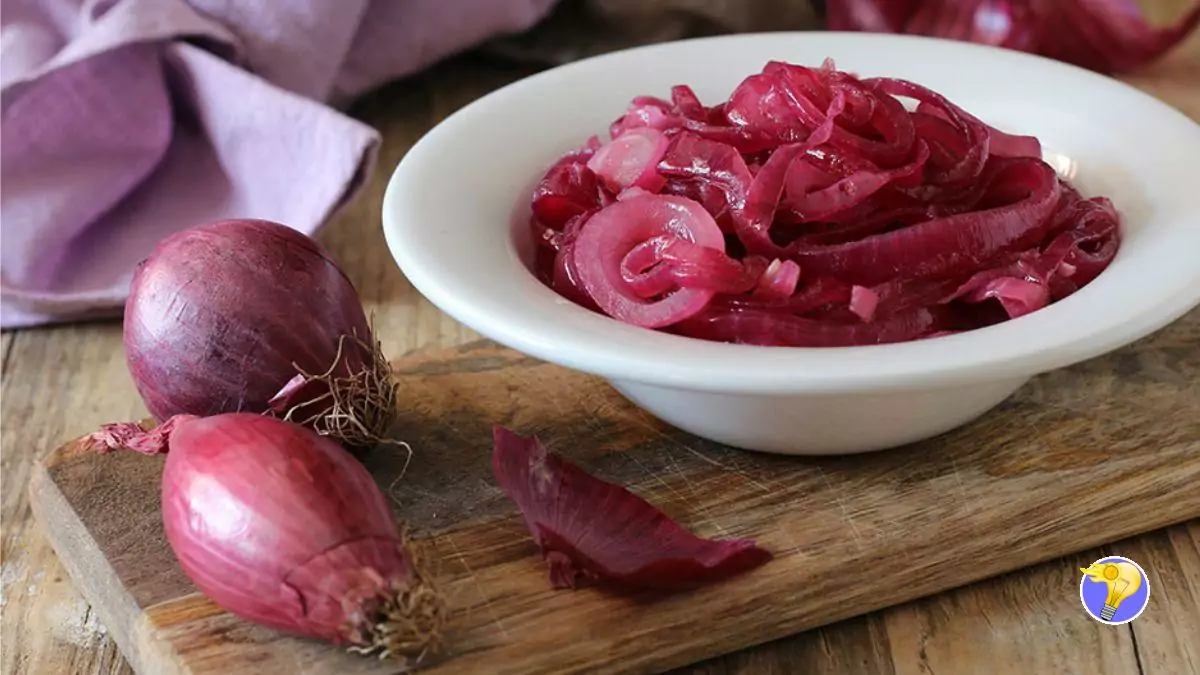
[3, 16, 1199, 675]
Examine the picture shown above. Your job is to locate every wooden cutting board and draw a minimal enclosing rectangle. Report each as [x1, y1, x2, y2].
[29, 310, 1200, 675]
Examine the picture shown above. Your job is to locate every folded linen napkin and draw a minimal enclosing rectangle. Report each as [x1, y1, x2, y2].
[0, 0, 558, 328]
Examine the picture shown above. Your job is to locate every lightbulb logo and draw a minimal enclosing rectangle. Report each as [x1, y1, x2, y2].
[1080, 556, 1150, 625]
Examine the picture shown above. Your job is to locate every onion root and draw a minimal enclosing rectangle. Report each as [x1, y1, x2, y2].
[347, 534, 447, 665]
[276, 329, 403, 454]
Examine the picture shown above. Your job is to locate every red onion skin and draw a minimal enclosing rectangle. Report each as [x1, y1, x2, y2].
[492, 426, 772, 590]
[825, 0, 1200, 74]
[160, 414, 411, 643]
[124, 219, 372, 422]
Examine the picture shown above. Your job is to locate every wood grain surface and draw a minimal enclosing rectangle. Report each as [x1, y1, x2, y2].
[27, 317, 1200, 674]
[5, 5, 1200, 674]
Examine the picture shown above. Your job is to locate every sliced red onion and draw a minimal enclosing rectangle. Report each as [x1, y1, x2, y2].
[867, 78, 991, 187]
[676, 306, 942, 347]
[610, 99, 677, 138]
[915, 101, 1041, 159]
[548, 213, 600, 311]
[671, 85, 706, 120]
[725, 72, 817, 144]
[587, 127, 670, 193]
[573, 194, 726, 328]
[786, 142, 930, 223]
[754, 259, 802, 299]
[658, 132, 755, 230]
[963, 276, 1049, 318]
[717, 275, 853, 314]
[734, 93, 846, 255]
[617, 186, 654, 202]
[552, 243, 600, 312]
[793, 158, 1062, 286]
[984, 125, 1041, 159]
[528, 59, 1121, 346]
[621, 237, 768, 298]
[849, 285, 880, 322]
[532, 161, 607, 229]
[725, 61, 917, 168]
[609, 95, 765, 153]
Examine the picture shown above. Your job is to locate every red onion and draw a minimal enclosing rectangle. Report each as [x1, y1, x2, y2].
[587, 127, 670, 193]
[958, 276, 1049, 318]
[754, 259, 802, 299]
[849, 285, 880, 322]
[532, 154, 609, 229]
[675, 306, 943, 347]
[123, 219, 398, 451]
[572, 193, 727, 327]
[85, 414, 445, 661]
[620, 237, 768, 298]
[658, 132, 754, 229]
[791, 157, 1063, 286]
[528, 59, 1121, 346]
[824, 0, 1200, 74]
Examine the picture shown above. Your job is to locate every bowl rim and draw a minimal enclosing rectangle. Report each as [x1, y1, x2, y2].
[382, 31, 1200, 395]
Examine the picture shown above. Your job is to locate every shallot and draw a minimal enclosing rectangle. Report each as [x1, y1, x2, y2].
[122, 219, 398, 451]
[85, 413, 445, 662]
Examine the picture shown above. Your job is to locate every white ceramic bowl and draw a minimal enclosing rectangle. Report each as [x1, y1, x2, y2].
[383, 33, 1200, 455]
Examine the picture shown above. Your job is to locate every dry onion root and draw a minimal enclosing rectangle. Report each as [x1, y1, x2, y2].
[270, 330, 404, 454]
[346, 531, 446, 664]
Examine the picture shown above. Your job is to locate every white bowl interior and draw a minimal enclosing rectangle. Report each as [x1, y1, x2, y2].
[384, 33, 1200, 394]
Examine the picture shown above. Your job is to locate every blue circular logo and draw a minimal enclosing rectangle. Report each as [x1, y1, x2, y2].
[1079, 556, 1150, 625]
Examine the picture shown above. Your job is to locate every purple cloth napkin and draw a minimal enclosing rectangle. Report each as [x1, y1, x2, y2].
[0, 0, 558, 328]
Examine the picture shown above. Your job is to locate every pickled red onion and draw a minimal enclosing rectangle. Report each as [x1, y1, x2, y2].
[849, 285, 880, 322]
[675, 307, 942, 347]
[792, 158, 1062, 286]
[755, 259, 802, 299]
[572, 194, 726, 328]
[527, 59, 1121, 345]
[587, 128, 670, 193]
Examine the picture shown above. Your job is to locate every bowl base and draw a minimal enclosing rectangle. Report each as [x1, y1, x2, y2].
[609, 377, 1031, 455]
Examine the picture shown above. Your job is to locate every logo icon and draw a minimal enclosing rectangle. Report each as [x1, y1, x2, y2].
[1080, 556, 1150, 624]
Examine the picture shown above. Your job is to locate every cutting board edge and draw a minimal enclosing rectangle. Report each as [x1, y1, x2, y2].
[24, 323, 1200, 675]
[30, 424, 1200, 675]
[29, 458, 185, 675]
